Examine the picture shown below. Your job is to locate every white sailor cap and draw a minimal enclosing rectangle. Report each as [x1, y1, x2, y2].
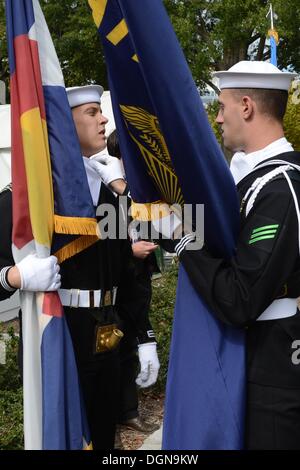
[66, 84, 104, 108]
[213, 61, 297, 91]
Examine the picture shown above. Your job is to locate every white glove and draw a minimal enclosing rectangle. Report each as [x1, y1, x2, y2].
[89, 153, 124, 186]
[136, 342, 160, 388]
[16, 254, 61, 292]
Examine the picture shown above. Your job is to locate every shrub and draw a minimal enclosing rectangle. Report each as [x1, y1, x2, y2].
[0, 326, 21, 391]
[0, 327, 23, 450]
[284, 88, 300, 151]
[0, 388, 23, 450]
[148, 263, 178, 392]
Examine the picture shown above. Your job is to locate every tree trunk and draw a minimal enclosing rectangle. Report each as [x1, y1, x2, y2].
[218, 40, 249, 71]
[256, 36, 266, 61]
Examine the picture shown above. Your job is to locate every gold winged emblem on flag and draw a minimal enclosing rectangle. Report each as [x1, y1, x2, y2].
[120, 105, 184, 207]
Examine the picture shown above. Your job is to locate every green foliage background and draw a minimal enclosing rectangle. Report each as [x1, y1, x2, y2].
[149, 265, 178, 392]
[1, 0, 300, 98]
[0, 327, 23, 450]
[284, 89, 300, 151]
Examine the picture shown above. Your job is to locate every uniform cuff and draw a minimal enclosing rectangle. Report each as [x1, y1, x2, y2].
[137, 329, 156, 344]
[0, 267, 16, 292]
[122, 184, 130, 197]
[175, 234, 196, 257]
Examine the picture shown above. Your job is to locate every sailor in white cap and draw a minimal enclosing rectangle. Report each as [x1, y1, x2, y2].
[157, 61, 300, 449]
[67, 85, 106, 158]
[68, 87, 161, 434]
[0, 83, 157, 450]
[62, 85, 158, 449]
[66, 85, 125, 202]
[214, 61, 297, 183]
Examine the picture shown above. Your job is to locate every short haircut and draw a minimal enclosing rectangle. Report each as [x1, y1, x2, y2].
[107, 129, 121, 159]
[232, 88, 288, 122]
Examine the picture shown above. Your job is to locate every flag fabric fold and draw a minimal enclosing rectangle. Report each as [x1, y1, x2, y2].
[90, 0, 246, 449]
[5, 0, 92, 449]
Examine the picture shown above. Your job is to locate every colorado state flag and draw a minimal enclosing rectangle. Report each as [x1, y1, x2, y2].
[5, 0, 93, 449]
[89, 0, 246, 449]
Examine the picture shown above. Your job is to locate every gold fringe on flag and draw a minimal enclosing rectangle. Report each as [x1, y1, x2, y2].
[55, 235, 99, 264]
[84, 441, 93, 451]
[54, 215, 98, 236]
[131, 200, 172, 221]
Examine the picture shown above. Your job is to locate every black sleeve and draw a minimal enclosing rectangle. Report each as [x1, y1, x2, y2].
[116, 240, 156, 343]
[177, 178, 300, 328]
[131, 261, 156, 344]
[0, 189, 16, 301]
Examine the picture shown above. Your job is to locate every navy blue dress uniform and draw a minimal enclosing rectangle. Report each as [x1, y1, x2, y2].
[162, 150, 300, 449]
[157, 60, 300, 449]
[0, 183, 14, 299]
[0, 183, 153, 449]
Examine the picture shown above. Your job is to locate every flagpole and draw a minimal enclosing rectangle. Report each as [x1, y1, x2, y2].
[266, 3, 278, 66]
[270, 4, 274, 29]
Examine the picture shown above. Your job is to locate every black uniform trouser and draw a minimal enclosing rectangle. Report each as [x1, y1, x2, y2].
[246, 313, 300, 449]
[65, 306, 121, 450]
[79, 351, 120, 450]
[118, 269, 152, 422]
[118, 336, 139, 422]
[246, 382, 300, 450]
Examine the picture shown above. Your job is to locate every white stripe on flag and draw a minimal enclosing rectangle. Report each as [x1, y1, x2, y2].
[31, 0, 65, 87]
[21, 290, 43, 450]
[13, 241, 47, 450]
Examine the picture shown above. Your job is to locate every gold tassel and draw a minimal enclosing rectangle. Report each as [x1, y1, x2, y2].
[268, 28, 279, 44]
[131, 200, 171, 221]
[55, 235, 99, 264]
[54, 214, 98, 236]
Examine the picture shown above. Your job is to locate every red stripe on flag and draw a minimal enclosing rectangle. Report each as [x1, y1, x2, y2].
[13, 34, 46, 119]
[11, 73, 34, 249]
[42, 292, 64, 318]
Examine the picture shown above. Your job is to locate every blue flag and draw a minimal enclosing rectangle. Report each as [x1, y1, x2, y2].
[89, 0, 246, 449]
[270, 35, 278, 67]
[267, 13, 279, 67]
